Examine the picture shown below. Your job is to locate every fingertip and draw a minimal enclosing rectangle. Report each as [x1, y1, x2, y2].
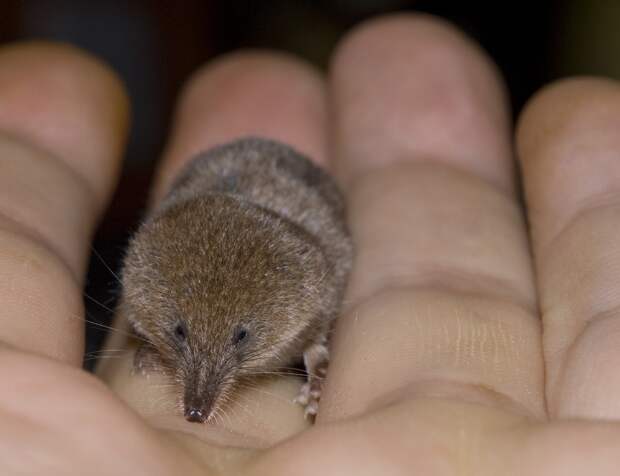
[329, 13, 512, 191]
[516, 76, 620, 242]
[154, 50, 327, 201]
[183, 50, 323, 107]
[331, 12, 486, 67]
[517, 76, 620, 163]
[0, 40, 130, 205]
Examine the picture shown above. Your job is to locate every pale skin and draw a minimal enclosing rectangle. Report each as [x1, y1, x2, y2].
[2, 12, 620, 474]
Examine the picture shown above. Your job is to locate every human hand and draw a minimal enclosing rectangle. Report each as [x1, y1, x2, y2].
[2, 14, 620, 475]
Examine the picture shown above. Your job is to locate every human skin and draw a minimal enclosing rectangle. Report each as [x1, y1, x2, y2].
[2, 12, 620, 475]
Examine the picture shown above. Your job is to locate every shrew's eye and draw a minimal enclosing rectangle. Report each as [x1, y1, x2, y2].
[173, 322, 188, 342]
[233, 327, 248, 346]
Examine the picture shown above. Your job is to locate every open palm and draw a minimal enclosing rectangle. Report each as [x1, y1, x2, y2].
[2, 14, 620, 475]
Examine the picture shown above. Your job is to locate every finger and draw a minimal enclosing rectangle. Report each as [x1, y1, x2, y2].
[103, 51, 327, 443]
[517, 78, 620, 419]
[0, 42, 129, 365]
[151, 50, 328, 202]
[320, 14, 543, 421]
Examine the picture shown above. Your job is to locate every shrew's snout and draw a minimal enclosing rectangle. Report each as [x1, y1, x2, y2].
[183, 373, 219, 424]
[183, 393, 214, 423]
[184, 406, 207, 423]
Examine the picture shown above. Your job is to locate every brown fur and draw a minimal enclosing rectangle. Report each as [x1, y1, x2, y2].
[120, 137, 352, 422]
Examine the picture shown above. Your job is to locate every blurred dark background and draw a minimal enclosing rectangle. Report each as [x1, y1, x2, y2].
[1, 0, 619, 367]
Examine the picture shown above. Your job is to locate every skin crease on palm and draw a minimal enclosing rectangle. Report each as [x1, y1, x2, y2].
[4, 12, 620, 476]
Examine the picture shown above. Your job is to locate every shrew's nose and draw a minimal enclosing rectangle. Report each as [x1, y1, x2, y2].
[184, 407, 207, 423]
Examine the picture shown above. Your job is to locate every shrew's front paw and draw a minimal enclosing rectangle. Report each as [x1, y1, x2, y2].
[295, 338, 329, 419]
[132, 344, 161, 377]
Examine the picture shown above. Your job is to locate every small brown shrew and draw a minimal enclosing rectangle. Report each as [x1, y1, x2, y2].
[120, 137, 353, 423]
